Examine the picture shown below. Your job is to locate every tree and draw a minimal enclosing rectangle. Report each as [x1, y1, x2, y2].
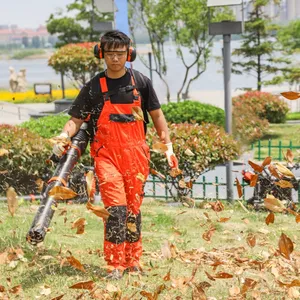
[129, 0, 233, 102]
[47, 0, 113, 47]
[232, 0, 290, 91]
[22, 36, 29, 48]
[48, 42, 104, 89]
[32, 36, 41, 48]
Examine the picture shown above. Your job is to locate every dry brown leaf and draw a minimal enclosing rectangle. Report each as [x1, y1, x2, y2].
[235, 178, 243, 198]
[127, 222, 137, 232]
[163, 269, 171, 281]
[286, 149, 294, 163]
[202, 226, 216, 242]
[9, 285, 22, 295]
[35, 178, 44, 193]
[229, 286, 240, 296]
[69, 280, 95, 290]
[275, 180, 294, 189]
[214, 272, 233, 279]
[205, 271, 216, 281]
[274, 163, 295, 178]
[184, 148, 195, 156]
[265, 212, 275, 225]
[169, 168, 182, 177]
[218, 217, 231, 223]
[281, 91, 300, 100]
[150, 169, 166, 180]
[132, 106, 145, 121]
[66, 255, 86, 272]
[248, 160, 263, 173]
[48, 186, 78, 201]
[86, 201, 110, 220]
[264, 196, 285, 213]
[152, 142, 168, 154]
[6, 187, 18, 217]
[71, 218, 86, 234]
[268, 164, 281, 179]
[296, 214, 300, 223]
[278, 233, 294, 260]
[250, 174, 258, 187]
[0, 148, 9, 156]
[161, 241, 172, 259]
[262, 156, 272, 167]
[136, 173, 146, 182]
[246, 233, 256, 248]
[241, 278, 257, 294]
[85, 170, 94, 200]
[209, 201, 224, 212]
[192, 284, 207, 300]
[277, 279, 300, 288]
[178, 179, 186, 188]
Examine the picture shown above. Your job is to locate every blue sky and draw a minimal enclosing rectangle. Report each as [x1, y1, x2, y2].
[0, 0, 74, 28]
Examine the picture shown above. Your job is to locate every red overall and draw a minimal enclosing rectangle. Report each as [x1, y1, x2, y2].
[90, 73, 149, 271]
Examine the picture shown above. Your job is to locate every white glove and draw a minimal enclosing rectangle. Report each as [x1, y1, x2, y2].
[165, 142, 178, 169]
[52, 132, 70, 157]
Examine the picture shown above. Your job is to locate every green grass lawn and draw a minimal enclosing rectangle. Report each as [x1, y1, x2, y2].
[287, 112, 300, 121]
[252, 123, 300, 161]
[0, 199, 299, 299]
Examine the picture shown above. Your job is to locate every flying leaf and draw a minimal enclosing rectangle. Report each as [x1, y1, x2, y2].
[285, 149, 294, 163]
[136, 173, 146, 182]
[0, 148, 9, 156]
[275, 180, 293, 189]
[214, 272, 233, 279]
[161, 240, 172, 259]
[85, 170, 95, 200]
[35, 178, 44, 193]
[268, 164, 281, 179]
[248, 160, 263, 173]
[184, 148, 195, 156]
[152, 142, 168, 154]
[296, 214, 300, 223]
[71, 218, 86, 234]
[265, 212, 275, 225]
[241, 278, 257, 294]
[69, 280, 95, 290]
[169, 168, 182, 177]
[264, 196, 285, 213]
[280, 91, 300, 100]
[202, 226, 216, 242]
[274, 163, 295, 178]
[250, 174, 258, 187]
[262, 156, 272, 167]
[150, 169, 166, 180]
[246, 233, 256, 248]
[218, 217, 231, 223]
[51, 295, 64, 300]
[278, 233, 294, 260]
[6, 187, 18, 217]
[66, 255, 86, 272]
[86, 201, 110, 220]
[132, 106, 144, 121]
[127, 222, 137, 232]
[209, 201, 224, 212]
[235, 178, 243, 198]
[178, 179, 186, 188]
[48, 186, 78, 201]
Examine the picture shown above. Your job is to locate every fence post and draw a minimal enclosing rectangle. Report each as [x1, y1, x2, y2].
[289, 141, 292, 151]
[279, 141, 282, 161]
[258, 140, 261, 160]
[165, 181, 168, 200]
[215, 176, 219, 199]
[203, 176, 206, 199]
[268, 140, 271, 157]
[152, 176, 156, 198]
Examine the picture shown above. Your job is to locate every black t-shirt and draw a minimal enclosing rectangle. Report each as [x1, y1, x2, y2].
[68, 69, 161, 139]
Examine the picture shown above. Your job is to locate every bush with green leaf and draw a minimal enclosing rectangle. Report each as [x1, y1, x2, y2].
[161, 100, 225, 126]
[21, 114, 70, 138]
[233, 91, 289, 124]
[48, 42, 104, 89]
[0, 125, 53, 196]
[147, 122, 240, 202]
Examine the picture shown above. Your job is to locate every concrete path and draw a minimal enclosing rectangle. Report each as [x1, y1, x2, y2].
[0, 102, 54, 125]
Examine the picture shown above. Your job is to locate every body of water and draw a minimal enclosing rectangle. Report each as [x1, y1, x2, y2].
[0, 40, 277, 102]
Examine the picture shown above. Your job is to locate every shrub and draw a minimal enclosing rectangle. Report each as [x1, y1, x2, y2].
[0, 125, 53, 196]
[147, 122, 240, 202]
[233, 91, 289, 124]
[21, 115, 70, 138]
[48, 42, 104, 89]
[161, 100, 225, 126]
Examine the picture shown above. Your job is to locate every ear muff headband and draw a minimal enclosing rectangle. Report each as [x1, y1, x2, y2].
[93, 39, 136, 62]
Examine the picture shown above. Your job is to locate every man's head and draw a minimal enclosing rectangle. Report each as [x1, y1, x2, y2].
[94, 30, 136, 62]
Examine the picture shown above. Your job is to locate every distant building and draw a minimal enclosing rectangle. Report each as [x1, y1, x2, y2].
[0, 25, 54, 47]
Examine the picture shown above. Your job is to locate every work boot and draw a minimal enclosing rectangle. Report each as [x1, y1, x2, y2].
[124, 266, 146, 276]
[104, 269, 123, 280]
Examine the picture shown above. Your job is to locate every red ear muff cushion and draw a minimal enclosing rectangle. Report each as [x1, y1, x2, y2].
[94, 44, 103, 59]
[127, 46, 136, 62]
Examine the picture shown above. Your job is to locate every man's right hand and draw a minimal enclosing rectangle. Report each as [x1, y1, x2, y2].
[51, 132, 71, 158]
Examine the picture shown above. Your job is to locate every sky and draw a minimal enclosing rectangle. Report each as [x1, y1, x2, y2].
[0, 0, 74, 29]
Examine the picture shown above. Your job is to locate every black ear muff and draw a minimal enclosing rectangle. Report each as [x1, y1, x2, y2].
[127, 46, 136, 62]
[94, 43, 103, 59]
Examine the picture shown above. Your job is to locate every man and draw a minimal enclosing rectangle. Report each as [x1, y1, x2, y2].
[52, 30, 178, 280]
